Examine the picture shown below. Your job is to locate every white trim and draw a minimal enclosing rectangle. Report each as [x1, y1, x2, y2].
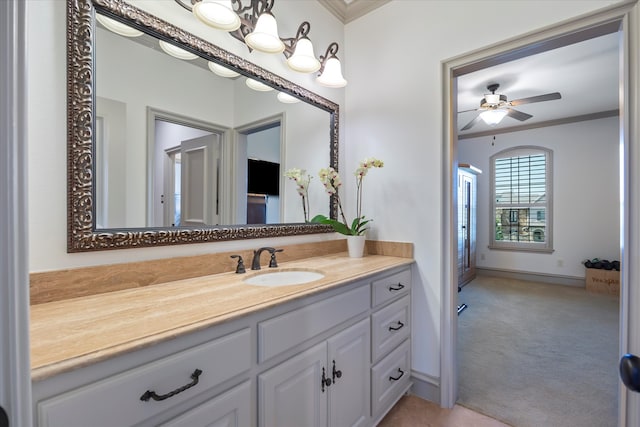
[441, 3, 640, 421]
[620, 4, 640, 426]
[0, 0, 32, 425]
[410, 371, 440, 404]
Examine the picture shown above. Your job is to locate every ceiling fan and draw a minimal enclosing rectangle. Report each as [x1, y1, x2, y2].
[459, 83, 561, 131]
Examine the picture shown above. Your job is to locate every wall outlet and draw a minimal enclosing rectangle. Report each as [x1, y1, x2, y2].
[557, 259, 564, 267]
[480, 253, 486, 261]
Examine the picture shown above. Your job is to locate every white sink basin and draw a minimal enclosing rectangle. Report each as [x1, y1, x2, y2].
[243, 269, 325, 287]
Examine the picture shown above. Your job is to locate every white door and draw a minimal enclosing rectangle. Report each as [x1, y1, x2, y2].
[180, 134, 221, 227]
[327, 319, 370, 427]
[258, 342, 327, 427]
[1, 1, 32, 426]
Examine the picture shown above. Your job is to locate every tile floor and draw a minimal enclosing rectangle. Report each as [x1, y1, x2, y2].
[378, 395, 511, 427]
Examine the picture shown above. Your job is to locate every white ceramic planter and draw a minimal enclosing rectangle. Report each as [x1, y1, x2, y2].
[347, 235, 366, 258]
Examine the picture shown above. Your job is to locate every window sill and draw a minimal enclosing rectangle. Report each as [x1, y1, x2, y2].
[488, 244, 554, 254]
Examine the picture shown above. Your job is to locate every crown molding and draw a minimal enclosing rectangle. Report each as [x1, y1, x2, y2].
[317, 0, 391, 23]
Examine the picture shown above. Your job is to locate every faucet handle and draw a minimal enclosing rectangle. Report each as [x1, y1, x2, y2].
[230, 255, 246, 274]
[268, 248, 284, 268]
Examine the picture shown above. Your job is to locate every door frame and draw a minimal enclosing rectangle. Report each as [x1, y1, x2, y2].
[146, 108, 228, 226]
[0, 0, 32, 425]
[440, 2, 640, 425]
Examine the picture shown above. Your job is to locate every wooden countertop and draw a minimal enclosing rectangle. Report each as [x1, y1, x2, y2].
[30, 253, 413, 381]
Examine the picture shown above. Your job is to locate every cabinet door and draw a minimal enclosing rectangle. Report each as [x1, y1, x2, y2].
[160, 381, 251, 427]
[327, 319, 370, 427]
[259, 342, 327, 427]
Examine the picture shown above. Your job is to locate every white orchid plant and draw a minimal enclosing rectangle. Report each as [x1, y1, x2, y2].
[312, 157, 384, 236]
[284, 168, 312, 222]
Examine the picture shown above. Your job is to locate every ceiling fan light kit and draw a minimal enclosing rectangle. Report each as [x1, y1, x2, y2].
[174, 0, 346, 87]
[459, 83, 562, 131]
[480, 109, 508, 126]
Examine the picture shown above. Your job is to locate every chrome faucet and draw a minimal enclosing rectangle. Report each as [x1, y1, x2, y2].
[251, 247, 275, 270]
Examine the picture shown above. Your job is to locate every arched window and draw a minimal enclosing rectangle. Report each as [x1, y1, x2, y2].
[490, 146, 553, 252]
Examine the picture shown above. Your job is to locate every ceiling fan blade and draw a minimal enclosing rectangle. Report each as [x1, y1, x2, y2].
[461, 115, 482, 131]
[509, 92, 561, 106]
[506, 108, 533, 121]
[458, 107, 481, 114]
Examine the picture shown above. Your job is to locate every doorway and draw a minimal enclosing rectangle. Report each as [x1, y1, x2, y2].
[441, 4, 640, 426]
[146, 108, 228, 227]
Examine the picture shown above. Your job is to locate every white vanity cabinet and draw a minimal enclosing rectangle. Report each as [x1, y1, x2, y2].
[35, 328, 252, 427]
[32, 263, 413, 427]
[259, 318, 370, 427]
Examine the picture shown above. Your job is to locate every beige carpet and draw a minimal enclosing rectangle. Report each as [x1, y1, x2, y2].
[457, 275, 619, 427]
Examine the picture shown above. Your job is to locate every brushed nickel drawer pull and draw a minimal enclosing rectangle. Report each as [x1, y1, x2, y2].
[140, 369, 203, 402]
[388, 283, 405, 291]
[389, 368, 404, 382]
[388, 321, 405, 331]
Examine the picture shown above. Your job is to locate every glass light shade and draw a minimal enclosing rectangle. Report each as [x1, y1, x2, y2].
[244, 13, 285, 54]
[479, 109, 508, 126]
[96, 14, 143, 37]
[159, 40, 198, 60]
[484, 94, 501, 105]
[316, 57, 347, 88]
[246, 78, 274, 92]
[277, 92, 300, 104]
[208, 61, 240, 78]
[193, 0, 240, 31]
[286, 38, 320, 73]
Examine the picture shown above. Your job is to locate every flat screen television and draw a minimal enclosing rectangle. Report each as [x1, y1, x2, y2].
[247, 159, 280, 196]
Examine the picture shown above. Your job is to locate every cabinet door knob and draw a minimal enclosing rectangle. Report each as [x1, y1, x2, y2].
[332, 360, 342, 382]
[140, 369, 203, 402]
[388, 283, 405, 291]
[321, 367, 332, 392]
[389, 368, 405, 382]
[389, 321, 405, 331]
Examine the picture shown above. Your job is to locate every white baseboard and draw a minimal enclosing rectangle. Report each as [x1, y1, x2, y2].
[476, 267, 585, 288]
[410, 370, 440, 404]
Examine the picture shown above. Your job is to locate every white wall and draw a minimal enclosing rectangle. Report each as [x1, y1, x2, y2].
[27, 0, 344, 272]
[344, 0, 620, 381]
[459, 117, 620, 278]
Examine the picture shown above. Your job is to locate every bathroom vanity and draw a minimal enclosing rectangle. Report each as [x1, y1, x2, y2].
[31, 255, 413, 427]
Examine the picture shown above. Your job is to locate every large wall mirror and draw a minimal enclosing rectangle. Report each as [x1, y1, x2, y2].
[68, 0, 338, 252]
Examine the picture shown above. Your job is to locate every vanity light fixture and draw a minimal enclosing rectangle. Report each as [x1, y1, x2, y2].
[277, 92, 300, 103]
[479, 109, 508, 126]
[159, 40, 199, 60]
[208, 61, 241, 78]
[246, 78, 274, 91]
[192, 0, 241, 31]
[316, 42, 347, 88]
[174, 0, 346, 85]
[244, 11, 285, 53]
[96, 14, 143, 37]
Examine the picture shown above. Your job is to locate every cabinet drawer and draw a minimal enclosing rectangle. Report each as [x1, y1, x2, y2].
[372, 267, 411, 308]
[160, 380, 251, 427]
[371, 295, 410, 362]
[37, 328, 251, 427]
[371, 339, 411, 418]
[258, 284, 369, 363]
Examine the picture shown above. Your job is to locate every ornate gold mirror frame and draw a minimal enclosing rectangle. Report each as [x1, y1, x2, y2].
[67, 0, 338, 252]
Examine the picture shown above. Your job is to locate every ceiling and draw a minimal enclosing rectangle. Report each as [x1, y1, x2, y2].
[456, 31, 620, 138]
[317, 0, 390, 23]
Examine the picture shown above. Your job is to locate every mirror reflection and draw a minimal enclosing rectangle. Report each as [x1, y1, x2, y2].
[95, 16, 331, 229]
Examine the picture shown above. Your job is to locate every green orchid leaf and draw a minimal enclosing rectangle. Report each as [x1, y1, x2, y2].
[311, 214, 353, 235]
